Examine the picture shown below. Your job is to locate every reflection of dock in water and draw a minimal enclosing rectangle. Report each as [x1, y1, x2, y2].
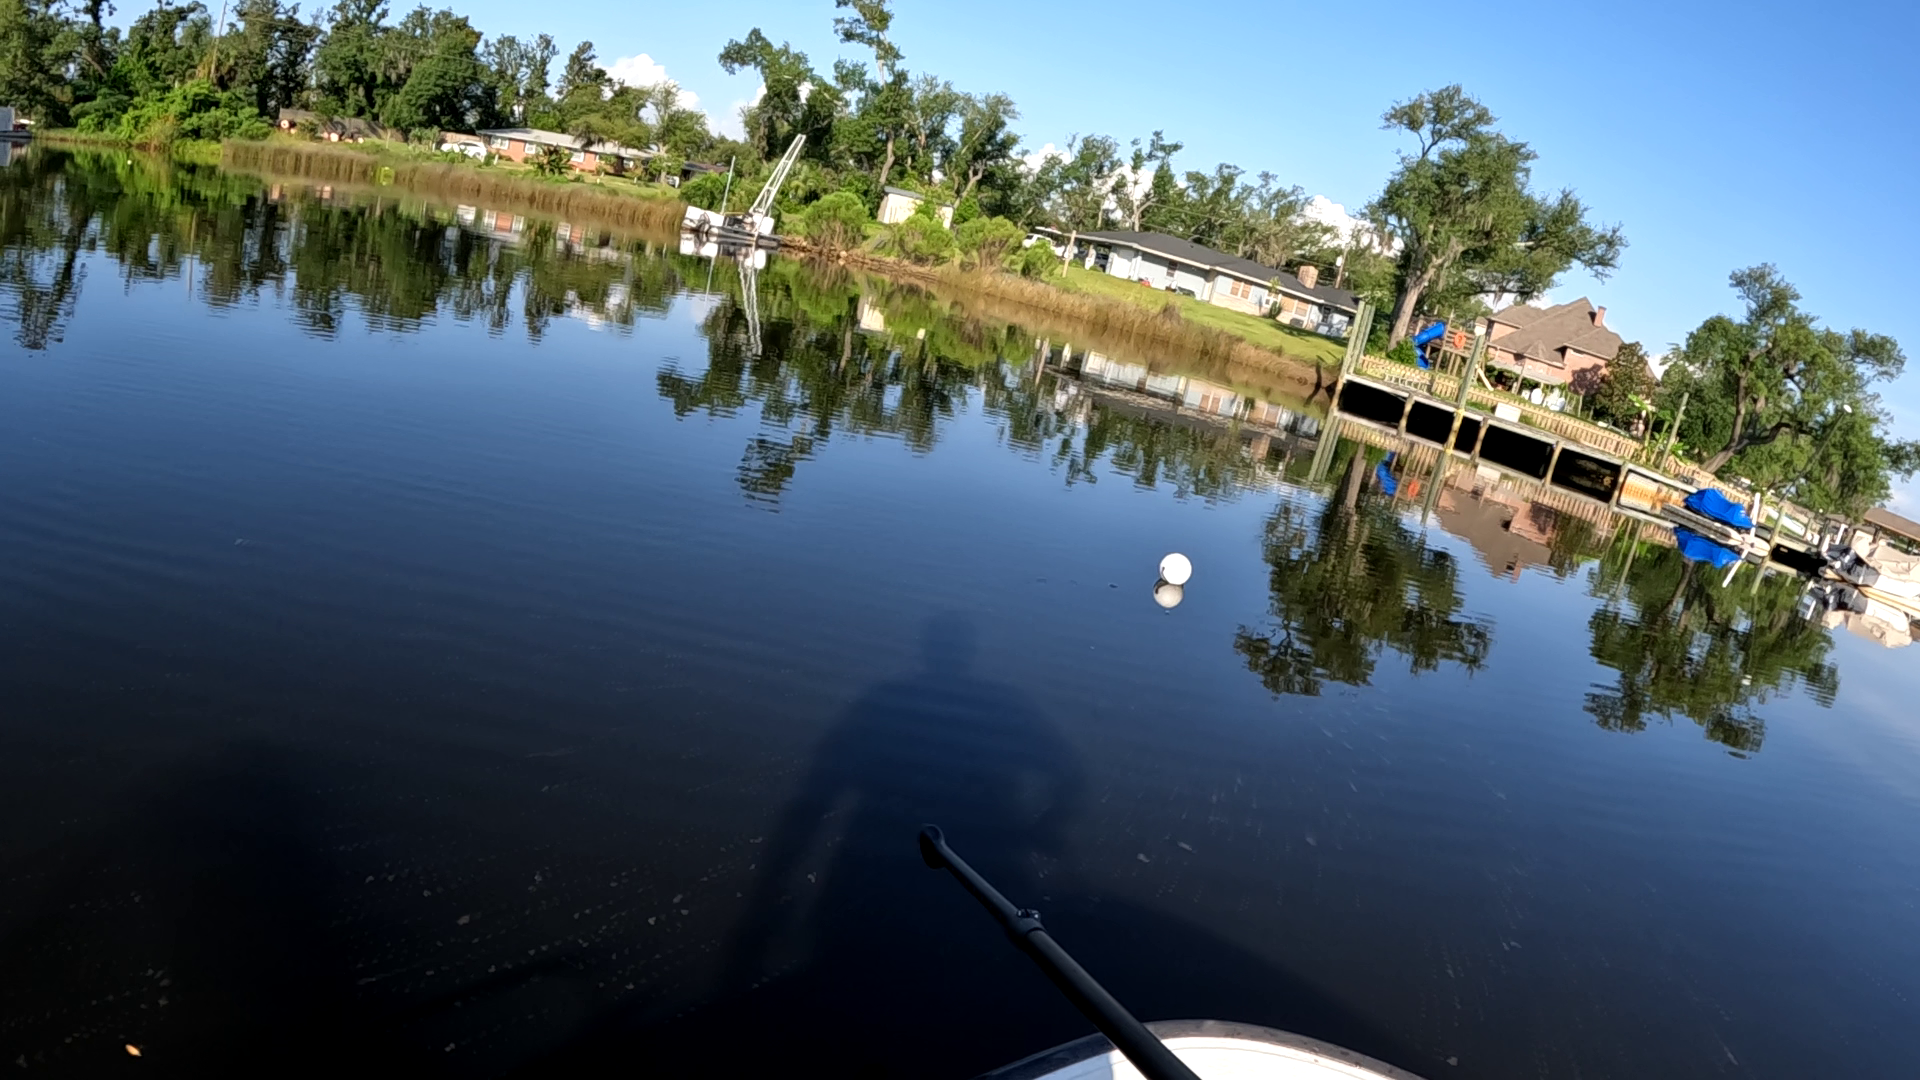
[1043, 336, 1815, 586]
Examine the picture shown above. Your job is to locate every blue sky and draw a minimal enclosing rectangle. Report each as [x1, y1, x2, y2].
[167, 1, 1920, 505]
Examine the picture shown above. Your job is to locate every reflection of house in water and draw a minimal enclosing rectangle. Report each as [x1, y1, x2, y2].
[1046, 343, 1323, 484]
[1070, 350, 1318, 436]
[856, 294, 888, 334]
[1435, 479, 1566, 581]
[459, 205, 529, 242]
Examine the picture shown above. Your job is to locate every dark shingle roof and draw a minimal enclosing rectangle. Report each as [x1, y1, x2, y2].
[1083, 230, 1225, 270]
[1488, 298, 1621, 363]
[1084, 230, 1359, 312]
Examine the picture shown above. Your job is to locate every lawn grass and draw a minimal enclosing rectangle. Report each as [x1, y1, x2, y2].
[1056, 265, 1347, 368]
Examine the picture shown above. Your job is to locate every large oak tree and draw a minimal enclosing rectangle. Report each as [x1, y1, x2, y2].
[1369, 85, 1624, 345]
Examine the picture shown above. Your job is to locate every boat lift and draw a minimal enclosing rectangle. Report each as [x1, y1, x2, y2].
[681, 134, 806, 248]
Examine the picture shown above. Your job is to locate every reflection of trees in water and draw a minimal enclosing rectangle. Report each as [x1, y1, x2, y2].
[0, 149, 91, 348]
[658, 262, 1298, 506]
[1582, 534, 1838, 753]
[8, 149, 1307, 509]
[0, 148, 693, 348]
[1235, 447, 1493, 696]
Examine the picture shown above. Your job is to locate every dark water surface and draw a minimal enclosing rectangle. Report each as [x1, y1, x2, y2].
[3, 149, 1918, 1078]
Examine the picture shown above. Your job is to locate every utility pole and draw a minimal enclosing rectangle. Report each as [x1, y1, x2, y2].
[203, 0, 230, 82]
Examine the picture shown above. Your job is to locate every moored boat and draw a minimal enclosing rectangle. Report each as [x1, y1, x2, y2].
[1661, 487, 1760, 555]
[1825, 531, 1920, 601]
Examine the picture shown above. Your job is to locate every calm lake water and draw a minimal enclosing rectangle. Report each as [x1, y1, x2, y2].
[3, 148, 1918, 1079]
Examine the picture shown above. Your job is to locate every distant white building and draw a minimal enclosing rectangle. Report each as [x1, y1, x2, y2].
[877, 187, 954, 227]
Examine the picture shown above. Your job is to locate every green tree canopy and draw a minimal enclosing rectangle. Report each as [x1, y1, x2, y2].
[1660, 265, 1917, 514]
[1369, 85, 1625, 345]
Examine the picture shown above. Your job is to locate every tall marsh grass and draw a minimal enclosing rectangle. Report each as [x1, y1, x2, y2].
[917, 266, 1329, 389]
[221, 141, 689, 235]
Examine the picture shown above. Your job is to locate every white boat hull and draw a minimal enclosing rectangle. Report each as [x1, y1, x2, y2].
[981, 1020, 1425, 1080]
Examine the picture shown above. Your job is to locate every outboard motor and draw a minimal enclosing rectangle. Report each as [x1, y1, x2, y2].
[1830, 548, 1883, 590]
[1799, 581, 1868, 621]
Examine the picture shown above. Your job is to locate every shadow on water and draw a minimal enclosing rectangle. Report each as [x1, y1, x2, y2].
[521, 615, 1417, 1079]
[0, 747, 426, 1075]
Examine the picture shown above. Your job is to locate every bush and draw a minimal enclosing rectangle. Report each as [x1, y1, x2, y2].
[72, 92, 132, 132]
[92, 82, 272, 147]
[1386, 340, 1419, 366]
[680, 170, 731, 210]
[880, 204, 956, 264]
[1014, 239, 1061, 280]
[951, 195, 982, 227]
[954, 215, 1024, 270]
[531, 144, 572, 178]
[834, 172, 879, 213]
[795, 191, 869, 251]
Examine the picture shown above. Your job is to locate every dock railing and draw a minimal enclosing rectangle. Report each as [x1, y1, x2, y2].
[1353, 354, 1643, 459]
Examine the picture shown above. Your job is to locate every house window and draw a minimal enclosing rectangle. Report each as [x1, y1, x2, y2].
[1228, 279, 1253, 299]
[488, 136, 510, 150]
[570, 150, 586, 164]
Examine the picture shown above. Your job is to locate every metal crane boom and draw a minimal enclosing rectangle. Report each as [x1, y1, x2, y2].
[748, 135, 806, 221]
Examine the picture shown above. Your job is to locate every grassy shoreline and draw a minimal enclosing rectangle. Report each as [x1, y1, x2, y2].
[217, 139, 690, 235]
[39, 133, 1330, 391]
[789, 241, 1331, 398]
[41, 130, 224, 164]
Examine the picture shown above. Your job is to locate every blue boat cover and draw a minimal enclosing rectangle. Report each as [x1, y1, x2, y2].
[1673, 527, 1741, 569]
[1682, 488, 1754, 529]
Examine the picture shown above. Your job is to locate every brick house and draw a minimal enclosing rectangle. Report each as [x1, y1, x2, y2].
[476, 128, 651, 175]
[1481, 298, 1622, 394]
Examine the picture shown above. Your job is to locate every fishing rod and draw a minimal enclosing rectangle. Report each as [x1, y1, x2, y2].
[918, 825, 1203, 1080]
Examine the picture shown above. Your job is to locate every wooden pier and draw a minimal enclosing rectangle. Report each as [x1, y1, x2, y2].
[1322, 302, 1819, 565]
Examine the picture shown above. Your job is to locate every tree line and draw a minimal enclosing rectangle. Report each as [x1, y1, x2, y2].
[2, 0, 1911, 512]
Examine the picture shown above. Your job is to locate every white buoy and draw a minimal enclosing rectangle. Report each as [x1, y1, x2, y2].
[1153, 582, 1185, 610]
[1159, 552, 1192, 586]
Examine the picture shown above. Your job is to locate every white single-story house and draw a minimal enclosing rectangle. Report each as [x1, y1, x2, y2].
[1079, 230, 1361, 338]
[877, 186, 955, 227]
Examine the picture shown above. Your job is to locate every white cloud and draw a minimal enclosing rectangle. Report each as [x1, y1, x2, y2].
[1021, 142, 1063, 172]
[1892, 482, 1919, 515]
[605, 53, 700, 110]
[712, 84, 764, 142]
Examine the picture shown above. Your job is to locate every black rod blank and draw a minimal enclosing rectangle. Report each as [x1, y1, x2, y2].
[918, 825, 1202, 1080]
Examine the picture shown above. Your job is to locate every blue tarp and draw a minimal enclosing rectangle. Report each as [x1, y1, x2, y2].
[1682, 488, 1754, 529]
[1673, 527, 1742, 569]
